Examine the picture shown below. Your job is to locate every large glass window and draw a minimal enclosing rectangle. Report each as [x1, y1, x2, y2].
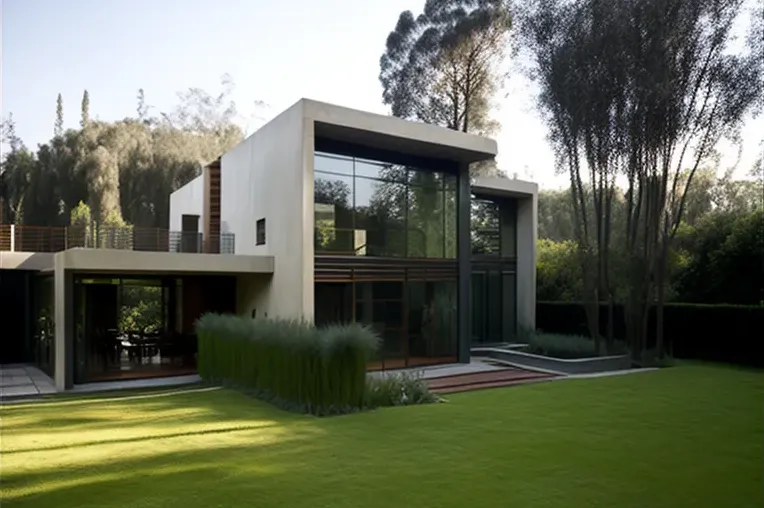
[314, 273, 458, 370]
[33, 276, 55, 377]
[314, 152, 457, 258]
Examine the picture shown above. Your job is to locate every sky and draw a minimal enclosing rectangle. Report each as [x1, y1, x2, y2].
[1, 0, 762, 189]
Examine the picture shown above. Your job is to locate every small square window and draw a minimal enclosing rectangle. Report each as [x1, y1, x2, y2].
[256, 218, 266, 245]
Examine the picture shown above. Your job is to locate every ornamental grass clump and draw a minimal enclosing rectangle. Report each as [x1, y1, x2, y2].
[196, 314, 379, 415]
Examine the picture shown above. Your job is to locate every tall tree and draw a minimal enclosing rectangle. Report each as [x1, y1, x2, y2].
[379, 0, 512, 136]
[80, 90, 90, 128]
[0, 114, 35, 224]
[55, 94, 64, 137]
[136, 88, 149, 123]
[523, 0, 762, 361]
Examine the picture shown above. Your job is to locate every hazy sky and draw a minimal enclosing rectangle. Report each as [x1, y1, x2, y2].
[2, 0, 762, 189]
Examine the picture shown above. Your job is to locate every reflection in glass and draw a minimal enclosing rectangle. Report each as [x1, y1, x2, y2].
[407, 280, 457, 366]
[471, 269, 517, 344]
[33, 276, 55, 377]
[471, 199, 500, 255]
[314, 152, 457, 259]
[355, 281, 405, 365]
[314, 172, 354, 253]
[315, 152, 353, 175]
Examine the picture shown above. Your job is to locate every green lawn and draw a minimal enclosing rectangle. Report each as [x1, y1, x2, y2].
[2, 364, 762, 508]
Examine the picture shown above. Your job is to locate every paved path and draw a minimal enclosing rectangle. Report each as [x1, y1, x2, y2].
[0, 364, 56, 400]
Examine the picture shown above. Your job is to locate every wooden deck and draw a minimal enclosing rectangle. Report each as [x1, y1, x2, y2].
[427, 367, 558, 394]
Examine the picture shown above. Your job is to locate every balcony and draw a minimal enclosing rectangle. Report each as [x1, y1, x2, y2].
[0, 225, 235, 254]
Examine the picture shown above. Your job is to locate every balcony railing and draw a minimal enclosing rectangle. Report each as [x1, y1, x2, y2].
[0, 224, 235, 254]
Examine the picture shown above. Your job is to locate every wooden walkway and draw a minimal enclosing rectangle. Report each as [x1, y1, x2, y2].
[427, 367, 558, 394]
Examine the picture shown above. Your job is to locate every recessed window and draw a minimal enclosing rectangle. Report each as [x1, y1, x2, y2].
[256, 218, 266, 245]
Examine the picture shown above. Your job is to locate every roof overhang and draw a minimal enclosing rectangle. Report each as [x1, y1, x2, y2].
[302, 99, 497, 164]
[52, 249, 274, 275]
[471, 177, 538, 200]
[0, 252, 55, 271]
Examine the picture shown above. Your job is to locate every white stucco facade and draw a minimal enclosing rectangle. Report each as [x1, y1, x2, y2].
[169, 174, 204, 233]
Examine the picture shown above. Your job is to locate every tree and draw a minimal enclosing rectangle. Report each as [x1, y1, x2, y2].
[136, 88, 149, 123]
[379, 0, 512, 137]
[0, 114, 35, 224]
[523, 0, 762, 361]
[81, 90, 90, 128]
[55, 94, 64, 137]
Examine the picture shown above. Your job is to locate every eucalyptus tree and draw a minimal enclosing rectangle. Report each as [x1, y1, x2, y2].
[380, 0, 512, 136]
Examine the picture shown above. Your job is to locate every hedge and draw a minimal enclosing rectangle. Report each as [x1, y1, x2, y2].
[536, 302, 763, 367]
[196, 314, 379, 415]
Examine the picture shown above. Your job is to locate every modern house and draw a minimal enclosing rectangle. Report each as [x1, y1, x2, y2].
[0, 98, 537, 392]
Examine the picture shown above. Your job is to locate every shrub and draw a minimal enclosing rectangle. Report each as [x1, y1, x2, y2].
[196, 314, 380, 416]
[536, 302, 764, 367]
[365, 371, 441, 408]
[526, 332, 598, 359]
[523, 331, 628, 359]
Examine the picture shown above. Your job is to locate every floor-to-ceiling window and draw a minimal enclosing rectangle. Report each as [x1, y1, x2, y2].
[33, 275, 55, 377]
[471, 196, 518, 344]
[314, 149, 459, 369]
[72, 275, 235, 383]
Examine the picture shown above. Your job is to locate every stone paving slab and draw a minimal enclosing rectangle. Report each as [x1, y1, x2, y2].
[0, 364, 56, 401]
[0, 368, 28, 377]
[0, 376, 35, 387]
[1, 384, 40, 398]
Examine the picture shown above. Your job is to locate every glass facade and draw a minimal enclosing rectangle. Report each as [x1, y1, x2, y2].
[470, 196, 518, 344]
[314, 152, 457, 258]
[314, 276, 457, 369]
[72, 275, 235, 383]
[314, 149, 460, 369]
[33, 275, 55, 376]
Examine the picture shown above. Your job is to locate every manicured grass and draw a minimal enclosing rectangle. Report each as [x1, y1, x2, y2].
[1, 364, 762, 508]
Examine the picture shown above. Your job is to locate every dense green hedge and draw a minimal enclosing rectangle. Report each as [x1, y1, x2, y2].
[196, 314, 379, 415]
[536, 302, 763, 367]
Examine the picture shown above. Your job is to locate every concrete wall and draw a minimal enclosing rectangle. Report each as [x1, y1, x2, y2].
[472, 177, 538, 332]
[169, 174, 205, 233]
[516, 192, 538, 331]
[221, 101, 315, 320]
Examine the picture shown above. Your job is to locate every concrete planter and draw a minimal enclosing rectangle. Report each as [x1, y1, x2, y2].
[471, 346, 633, 375]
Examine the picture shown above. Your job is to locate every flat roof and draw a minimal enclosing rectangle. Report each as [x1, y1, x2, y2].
[471, 176, 538, 199]
[0, 252, 55, 271]
[54, 249, 274, 275]
[304, 99, 497, 164]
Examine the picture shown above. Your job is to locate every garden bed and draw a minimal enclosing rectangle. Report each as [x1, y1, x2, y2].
[472, 332, 633, 375]
[471, 346, 632, 375]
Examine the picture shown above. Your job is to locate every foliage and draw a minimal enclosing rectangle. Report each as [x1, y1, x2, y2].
[536, 301, 764, 367]
[522, 0, 763, 360]
[675, 210, 764, 304]
[1, 76, 245, 229]
[119, 285, 162, 333]
[365, 371, 441, 407]
[536, 238, 582, 301]
[196, 315, 380, 416]
[524, 332, 623, 359]
[379, 0, 511, 136]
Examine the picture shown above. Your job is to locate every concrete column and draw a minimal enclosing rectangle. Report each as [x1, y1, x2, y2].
[53, 255, 74, 390]
[516, 194, 537, 332]
[10, 224, 15, 251]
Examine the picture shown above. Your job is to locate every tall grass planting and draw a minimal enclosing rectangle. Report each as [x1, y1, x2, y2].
[196, 314, 379, 416]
